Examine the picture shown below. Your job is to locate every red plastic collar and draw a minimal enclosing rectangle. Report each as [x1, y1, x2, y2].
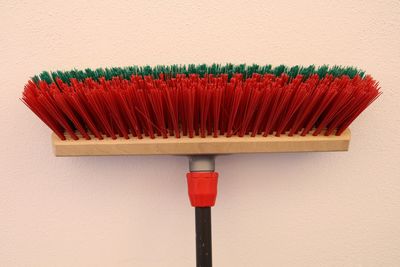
[186, 172, 219, 207]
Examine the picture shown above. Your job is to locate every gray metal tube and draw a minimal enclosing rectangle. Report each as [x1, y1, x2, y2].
[188, 155, 215, 172]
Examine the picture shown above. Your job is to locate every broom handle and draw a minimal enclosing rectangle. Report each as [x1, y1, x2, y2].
[188, 155, 216, 267]
[195, 207, 212, 267]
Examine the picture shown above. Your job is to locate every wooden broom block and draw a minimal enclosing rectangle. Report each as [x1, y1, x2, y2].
[52, 128, 350, 156]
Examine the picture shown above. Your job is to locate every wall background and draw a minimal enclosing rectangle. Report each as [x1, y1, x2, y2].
[1, 1, 399, 266]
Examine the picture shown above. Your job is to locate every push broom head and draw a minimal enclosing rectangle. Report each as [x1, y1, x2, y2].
[22, 64, 381, 155]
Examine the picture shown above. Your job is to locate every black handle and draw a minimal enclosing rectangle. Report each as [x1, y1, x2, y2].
[195, 207, 212, 267]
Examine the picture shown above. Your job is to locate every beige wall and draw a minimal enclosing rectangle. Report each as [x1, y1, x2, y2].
[1, 1, 399, 266]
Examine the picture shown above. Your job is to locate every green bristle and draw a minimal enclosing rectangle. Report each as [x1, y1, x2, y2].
[196, 64, 206, 77]
[346, 67, 356, 78]
[104, 68, 112, 80]
[181, 65, 189, 77]
[273, 65, 287, 76]
[33, 64, 367, 83]
[210, 64, 217, 75]
[95, 68, 105, 80]
[76, 70, 86, 81]
[215, 64, 221, 75]
[108, 67, 116, 78]
[247, 64, 259, 77]
[288, 65, 300, 78]
[188, 64, 196, 75]
[328, 65, 339, 77]
[301, 66, 311, 77]
[261, 64, 272, 74]
[68, 70, 78, 82]
[84, 68, 97, 80]
[121, 67, 131, 80]
[346, 66, 363, 78]
[113, 67, 122, 78]
[169, 65, 175, 76]
[153, 65, 162, 78]
[66, 71, 75, 82]
[39, 71, 53, 83]
[32, 75, 40, 84]
[50, 71, 59, 82]
[315, 65, 327, 78]
[233, 64, 245, 76]
[224, 63, 233, 73]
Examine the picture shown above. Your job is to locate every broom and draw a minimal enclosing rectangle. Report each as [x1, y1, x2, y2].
[22, 64, 380, 267]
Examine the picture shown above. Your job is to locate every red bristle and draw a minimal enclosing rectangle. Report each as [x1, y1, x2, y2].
[226, 81, 243, 137]
[193, 82, 200, 137]
[184, 83, 195, 138]
[166, 106, 174, 136]
[109, 89, 130, 139]
[313, 79, 355, 136]
[53, 91, 91, 140]
[335, 79, 381, 135]
[68, 93, 103, 140]
[67, 79, 104, 139]
[288, 75, 320, 136]
[162, 83, 180, 138]
[22, 82, 66, 140]
[22, 100, 66, 140]
[144, 78, 162, 137]
[207, 108, 213, 136]
[336, 92, 380, 135]
[135, 89, 156, 139]
[148, 87, 168, 138]
[38, 87, 79, 140]
[263, 77, 287, 136]
[93, 82, 121, 137]
[117, 89, 143, 139]
[233, 87, 246, 133]
[177, 79, 188, 136]
[126, 82, 144, 138]
[300, 77, 339, 136]
[118, 80, 137, 135]
[238, 83, 261, 137]
[85, 89, 117, 139]
[219, 81, 232, 136]
[323, 78, 365, 136]
[83, 80, 108, 136]
[270, 88, 292, 134]
[199, 82, 212, 138]
[212, 84, 223, 138]
[206, 84, 214, 136]
[275, 75, 305, 136]
[234, 78, 251, 134]
[134, 82, 152, 137]
[250, 75, 275, 136]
